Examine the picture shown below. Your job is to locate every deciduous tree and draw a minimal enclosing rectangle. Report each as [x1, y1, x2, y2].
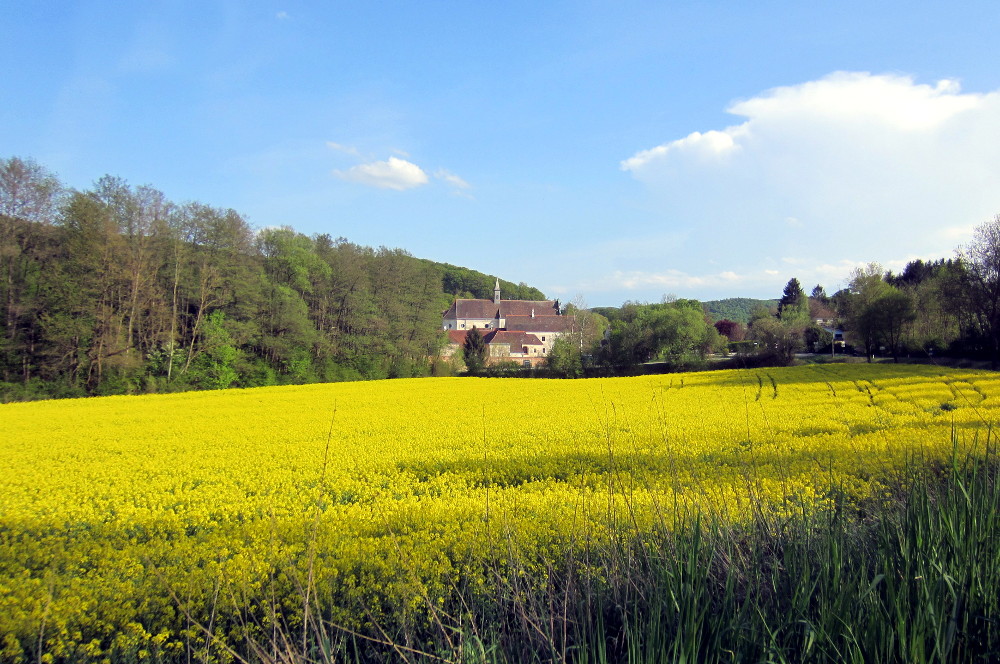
[958, 214, 1000, 367]
[843, 263, 891, 361]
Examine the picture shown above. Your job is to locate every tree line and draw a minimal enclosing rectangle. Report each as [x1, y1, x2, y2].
[0, 156, 542, 400]
[538, 299, 726, 377]
[5, 155, 999, 396]
[708, 214, 1000, 368]
[545, 215, 1000, 376]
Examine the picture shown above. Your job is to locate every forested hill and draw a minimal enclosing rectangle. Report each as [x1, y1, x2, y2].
[421, 260, 545, 301]
[0, 157, 543, 400]
[704, 298, 779, 324]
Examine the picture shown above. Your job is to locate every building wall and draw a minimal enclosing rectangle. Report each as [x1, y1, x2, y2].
[442, 317, 497, 331]
[533, 332, 561, 355]
[487, 342, 548, 366]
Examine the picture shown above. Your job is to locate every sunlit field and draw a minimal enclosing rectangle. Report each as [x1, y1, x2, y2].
[2, 364, 998, 662]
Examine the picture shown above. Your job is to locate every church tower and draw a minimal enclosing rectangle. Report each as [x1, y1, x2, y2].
[494, 278, 501, 304]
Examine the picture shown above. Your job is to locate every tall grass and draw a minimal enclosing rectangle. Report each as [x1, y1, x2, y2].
[238, 440, 999, 664]
[10, 448, 999, 663]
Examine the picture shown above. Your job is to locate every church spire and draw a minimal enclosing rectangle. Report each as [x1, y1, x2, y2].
[494, 278, 501, 304]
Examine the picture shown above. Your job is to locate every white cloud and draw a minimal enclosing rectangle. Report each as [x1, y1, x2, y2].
[578, 261, 861, 301]
[334, 156, 429, 191]
[622, 129, 742, 171]
[328, 145, 467, 194]
[729, 72, 981, 132]
[434, 169, 474, 199]
[434, 169, 470, 189]
[326, 141, 361, 157]
[618, 71, 1000, 297]
[276, 11, 289, 20]
[623, 72, 995, 178]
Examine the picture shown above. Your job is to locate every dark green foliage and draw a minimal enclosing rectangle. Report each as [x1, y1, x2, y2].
[0, 157, 547, 399]
[749, 316, 803, 365]
[778, 277, 810, 323]
[804, 323, 834, 351]
[811, 284, 829, 303]
[436, 261, 545, 300]
[482, 360, 523, 377]
[462, 326, 487, 373]
[886, 258, 958, 288]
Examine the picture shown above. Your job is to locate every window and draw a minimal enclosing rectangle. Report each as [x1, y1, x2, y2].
[460, 323, 465, 329]
[541, 336, 546, 341]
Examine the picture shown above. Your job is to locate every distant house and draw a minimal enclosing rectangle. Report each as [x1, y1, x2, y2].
[809, 300, 844, 348]
[442, 279, 574, 367]
[810, 300, 838, 327]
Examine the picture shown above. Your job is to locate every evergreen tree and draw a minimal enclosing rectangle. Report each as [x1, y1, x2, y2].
[778, 278, 810, 323]
[462, 327, 487, 373]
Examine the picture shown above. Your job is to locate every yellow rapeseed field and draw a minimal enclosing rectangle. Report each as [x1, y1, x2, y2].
[1, 363, 997, 661]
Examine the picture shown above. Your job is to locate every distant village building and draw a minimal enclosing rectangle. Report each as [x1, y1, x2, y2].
[809, 300, 838, 328]
[442, 279, 574, 367]
[809, 299, 845, 348]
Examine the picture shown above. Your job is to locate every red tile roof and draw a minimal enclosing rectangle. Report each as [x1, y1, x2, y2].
[446, 329, 544, 349]
[486, 331, 544, 347]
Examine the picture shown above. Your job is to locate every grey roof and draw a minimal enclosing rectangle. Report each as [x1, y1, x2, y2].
[504, 315, 574, 333]
[443, 298, 559, 320]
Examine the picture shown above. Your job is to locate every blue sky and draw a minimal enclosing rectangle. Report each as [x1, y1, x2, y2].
[3, 2, 1000, 307]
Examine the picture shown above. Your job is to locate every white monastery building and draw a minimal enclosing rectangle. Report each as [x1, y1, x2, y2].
[442, 279, 574, 367]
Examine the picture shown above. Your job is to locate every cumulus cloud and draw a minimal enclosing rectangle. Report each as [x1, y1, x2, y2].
[327, 143, 470, 195]
[621, 129, 743, 170]
[617, 71, 1000, 297]
[622, 72, 996, 181]
[334, 156, 429, 191]
[728, 72, 979, 131]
